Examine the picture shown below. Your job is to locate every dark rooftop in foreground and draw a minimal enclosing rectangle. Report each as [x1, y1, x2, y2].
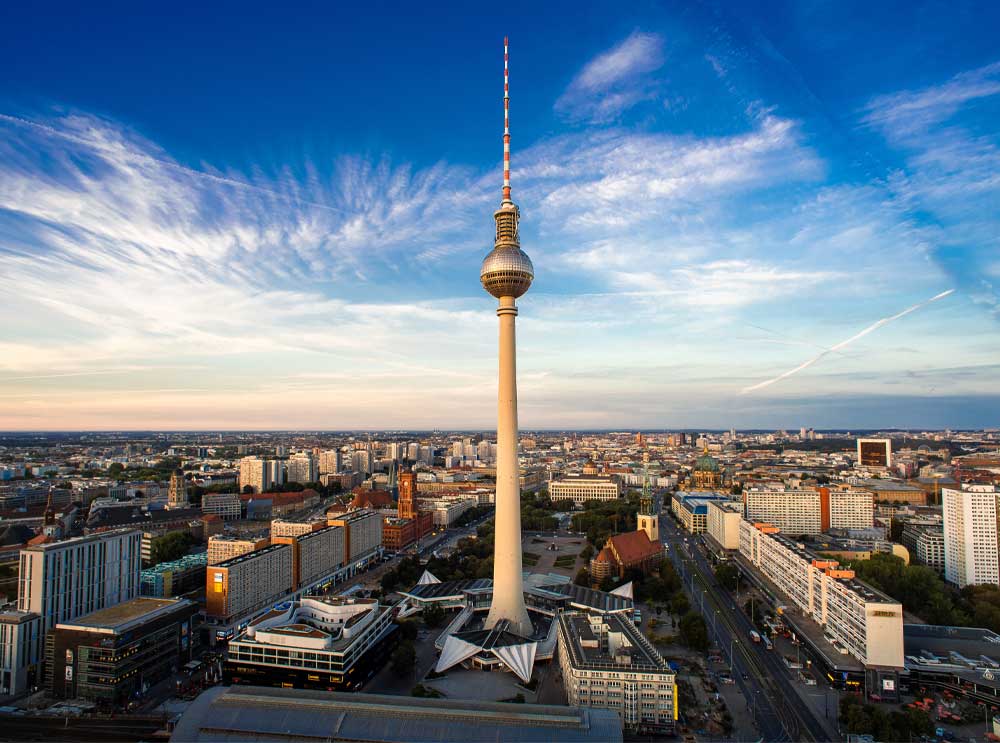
[170, 685, 623, 743]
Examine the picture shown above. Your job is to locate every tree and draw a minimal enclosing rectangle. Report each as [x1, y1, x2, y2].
[669, 591, 690, 616]
[715, 563, 740, 591]
[396, 620, 418, 642]
[599, 575, 617, 593]
[108, 463, 125, 477]
[149, 531, 194, 565]
[390, 641, 416, 676]
[580, 544, 594, 561]
[423, 604, 446, 628]
[573, 568, 591, 587]
[678, 612, 709, 651]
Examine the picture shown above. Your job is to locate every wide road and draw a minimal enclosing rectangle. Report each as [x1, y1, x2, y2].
[662, 516, 836, 742]
[661, 516, 791, 741]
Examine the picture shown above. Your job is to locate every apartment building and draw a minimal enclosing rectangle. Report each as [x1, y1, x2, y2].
[327, 509, 383, 571]
[239, 456, 270, 495]
[271, 524, 345, 589]
[558, 611, 676, 733]
[205, 544, 294, 626]
[739, 521, 904, 673]
[743, 487, 873, 535]
[318, 449, 342, 475]
[901, 521, 945, 573]
[942, 485, 1000, 587]
[706, 501, 743, 549]
[550, 475, 621, 505]
[207, 535, 270, 565]
[270, 519, 325, 538]
[286, 452, 318, 485]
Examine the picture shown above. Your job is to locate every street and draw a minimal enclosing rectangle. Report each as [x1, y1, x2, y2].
[661, 515, 837, 742]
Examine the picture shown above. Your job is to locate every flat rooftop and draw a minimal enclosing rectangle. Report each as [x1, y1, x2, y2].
[558, 612, 668, 672]
[56, 597, 192, 634]
[171, 686, 623, 743]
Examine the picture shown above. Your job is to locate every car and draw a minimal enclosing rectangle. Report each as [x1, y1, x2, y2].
[741, 672, 749, 680]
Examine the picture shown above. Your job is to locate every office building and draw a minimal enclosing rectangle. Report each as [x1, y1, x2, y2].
[225, 596, 395, 691]
[45, 597, 197, 703]
[739, 521, 904, 674]
[12, 529, 141, 695]
[286, 452, 318, 485]
[268, 459, 285, 487]
[206, 544, 294, 626]
[671, 493, 731, 533]
[239, 456, 270, 494]
[202, 492, 242, 520]
[0, 609, 41, 696]
[942, 485, 1000, 587]
[550, 475, 622, 505]
[706, 501, 743, 550]
[743, 487, 873, 535]
[141, 552, 208, 597]
[208, 534, 269, 565]
[558, 611, 676, 733]
[857, 438, 892, 468]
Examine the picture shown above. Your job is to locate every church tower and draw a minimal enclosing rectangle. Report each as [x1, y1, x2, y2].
[638, 453, 659, 543]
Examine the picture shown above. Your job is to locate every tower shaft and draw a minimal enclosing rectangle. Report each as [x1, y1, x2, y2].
[484, 296, 532, 636]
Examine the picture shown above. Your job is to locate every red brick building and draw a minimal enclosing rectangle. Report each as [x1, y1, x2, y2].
[589, 530, 664, 580]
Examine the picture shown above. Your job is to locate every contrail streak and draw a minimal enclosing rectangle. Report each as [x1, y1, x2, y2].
[741, 289, 955, 394]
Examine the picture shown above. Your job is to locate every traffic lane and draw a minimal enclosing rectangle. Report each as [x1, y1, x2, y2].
[685, 541, 830, 743]
[663, 530, 789, 741]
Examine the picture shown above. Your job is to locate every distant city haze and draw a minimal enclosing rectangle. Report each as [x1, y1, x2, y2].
[1, 4, 998, 430]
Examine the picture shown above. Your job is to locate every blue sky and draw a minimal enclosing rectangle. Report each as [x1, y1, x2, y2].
[0, 1, 998, 430]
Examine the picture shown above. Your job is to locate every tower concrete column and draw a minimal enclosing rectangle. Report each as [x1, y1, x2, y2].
[484, 296, 532, 636]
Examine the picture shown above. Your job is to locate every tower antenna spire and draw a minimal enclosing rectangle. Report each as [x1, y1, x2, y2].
[503, 36, 511, 202]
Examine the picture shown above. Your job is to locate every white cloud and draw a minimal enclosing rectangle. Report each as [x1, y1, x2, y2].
[555, 32, 665, 123]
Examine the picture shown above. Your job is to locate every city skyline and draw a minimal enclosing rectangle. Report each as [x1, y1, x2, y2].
[2, 2, 999, 430]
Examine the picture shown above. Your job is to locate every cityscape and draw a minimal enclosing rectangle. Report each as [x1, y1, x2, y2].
[1, 2, 999, 743]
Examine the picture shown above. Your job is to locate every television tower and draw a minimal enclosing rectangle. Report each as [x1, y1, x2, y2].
[482, 36, 534, 637]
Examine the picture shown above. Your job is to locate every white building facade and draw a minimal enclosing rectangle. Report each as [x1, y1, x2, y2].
[942, 485, 1000, 587]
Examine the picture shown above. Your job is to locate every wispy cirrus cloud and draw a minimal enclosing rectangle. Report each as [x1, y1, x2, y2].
[555, 31, 666, 123]
[861, 60, 1000, 315]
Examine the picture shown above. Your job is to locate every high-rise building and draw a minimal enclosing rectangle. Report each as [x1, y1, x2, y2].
[286, 452, 318, 485]
[857, 438, 892, 468]
[239, 456, 269, 494]
[479, 36, 533, 637]
[17, 530, 142, 681]
[942, 485, 1000, 587]
[167, 468, 188, 509]
[268, 459, 285, 487]
[351, 450, 373, 475]
[406, 443, 419, 461]
[318, 449, 342, 475]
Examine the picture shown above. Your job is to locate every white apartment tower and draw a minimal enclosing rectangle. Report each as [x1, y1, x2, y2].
[286, 452, 318, 485]
[239, 456, 269, 494]
[942, 485, 1000, 587]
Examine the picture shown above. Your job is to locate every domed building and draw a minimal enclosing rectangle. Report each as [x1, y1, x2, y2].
[689, 449, 724, 491]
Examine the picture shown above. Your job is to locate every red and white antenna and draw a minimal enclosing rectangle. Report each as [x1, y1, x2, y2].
[503, 36, 511, 202]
